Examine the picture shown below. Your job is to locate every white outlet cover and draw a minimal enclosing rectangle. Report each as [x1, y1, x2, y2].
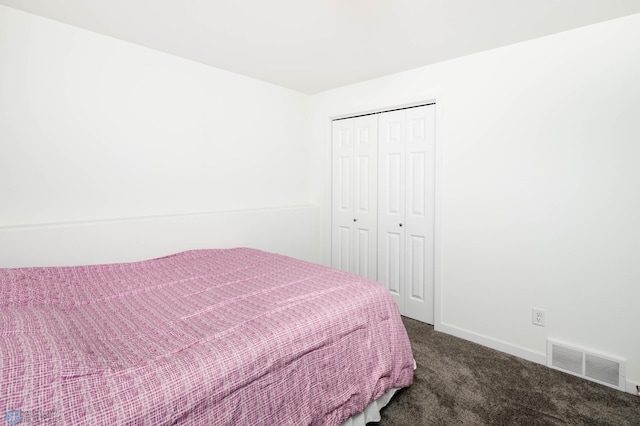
[532, 308, 546, 326]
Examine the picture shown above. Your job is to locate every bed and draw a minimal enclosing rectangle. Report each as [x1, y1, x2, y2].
[0, 248, 414, 425]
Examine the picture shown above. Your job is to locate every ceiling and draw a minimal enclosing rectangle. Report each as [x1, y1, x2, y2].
[2, 0, 640, 94]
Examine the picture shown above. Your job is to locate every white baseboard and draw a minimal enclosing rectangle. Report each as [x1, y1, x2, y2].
[435, 321, 640, 396]
[626, 379, 640, 396]
[434, 321, 547, 365]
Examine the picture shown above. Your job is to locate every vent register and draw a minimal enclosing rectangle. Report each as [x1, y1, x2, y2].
[547, 339, 626, 390]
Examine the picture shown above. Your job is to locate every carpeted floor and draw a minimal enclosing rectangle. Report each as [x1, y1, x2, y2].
[376, 317, 640, 425]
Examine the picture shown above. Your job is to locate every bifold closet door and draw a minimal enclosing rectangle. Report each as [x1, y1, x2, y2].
[331, 115, 378, 280]
[378, 105, 435, 324]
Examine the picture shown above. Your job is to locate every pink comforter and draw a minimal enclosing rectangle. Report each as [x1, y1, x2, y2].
[0, 248, 413, 425]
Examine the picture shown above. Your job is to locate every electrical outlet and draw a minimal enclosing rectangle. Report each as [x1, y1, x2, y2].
[532, 308, 545, 327]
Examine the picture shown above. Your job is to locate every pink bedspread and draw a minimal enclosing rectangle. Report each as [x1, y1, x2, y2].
[0, 248, 413, 425]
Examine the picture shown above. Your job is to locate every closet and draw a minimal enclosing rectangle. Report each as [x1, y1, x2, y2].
[331, 104, 435, 324]
[331, 114, 378, 280]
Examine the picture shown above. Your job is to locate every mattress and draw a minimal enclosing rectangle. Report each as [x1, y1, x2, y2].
[0, 248, 414, 425]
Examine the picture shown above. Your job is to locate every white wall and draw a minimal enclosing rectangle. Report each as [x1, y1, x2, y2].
[0, 5, 320, 264]
[0, 206, 319, 267]
[0, 5, 310, 226]
[310, 14, 640, 391]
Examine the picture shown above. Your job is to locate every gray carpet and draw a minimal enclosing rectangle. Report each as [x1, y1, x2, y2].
[376, 317, 640, 425]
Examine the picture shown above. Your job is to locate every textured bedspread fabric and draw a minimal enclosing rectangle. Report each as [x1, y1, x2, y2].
[0, 248, 414, 425]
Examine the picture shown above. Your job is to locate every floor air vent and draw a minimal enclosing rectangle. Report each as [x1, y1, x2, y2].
[547, 339, 625, 390]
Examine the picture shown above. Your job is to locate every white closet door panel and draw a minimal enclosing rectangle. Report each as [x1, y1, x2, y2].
[378, 105, 435, 324]
[337, 157, 352, 209]
[353, 223, 377, 278]
[379, 109, 406, 224]
[332, 119, 354, 218]
[408, 152, 426, 216]
[407, 235, 425, 300]
[353, 227, 371, 277]
[380, 230, 403, 309]
[354, 115, 377, 220]
[353, 115, 378, 279]
[335, 225, 352, 272]
[332, 120, 354, 270]
[405, 105, 435, 230]
[403, 105, 436, 323]
[386, 154, 403, 214]
[331, 115, 377, 279]
[355, 156, 370, 213]
[378, 110, 405, 307]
